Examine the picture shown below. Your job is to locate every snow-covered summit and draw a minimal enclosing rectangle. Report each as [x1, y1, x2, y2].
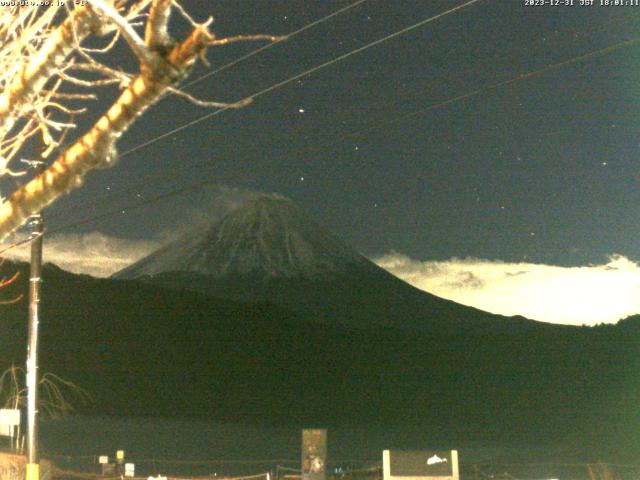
[114, 194, 372, 279]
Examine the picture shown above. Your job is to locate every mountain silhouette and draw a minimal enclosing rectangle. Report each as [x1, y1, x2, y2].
[114, 194, 549, 334]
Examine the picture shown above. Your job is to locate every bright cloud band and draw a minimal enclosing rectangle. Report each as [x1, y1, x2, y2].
[375, 253, 640, 326]
[3, 231, 639, 326]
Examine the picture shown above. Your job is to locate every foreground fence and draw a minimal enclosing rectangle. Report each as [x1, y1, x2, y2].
[3, 451, 639, 480]
[49, 462, 640, 480]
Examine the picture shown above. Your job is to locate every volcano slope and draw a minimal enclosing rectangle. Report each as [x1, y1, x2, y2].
[114, 194, 549, 335]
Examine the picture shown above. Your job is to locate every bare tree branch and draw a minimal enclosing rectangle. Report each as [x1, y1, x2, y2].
[0, 25, 214, 239]
[87, 0, 155, 67]
[146, 0, 172, 48]
[167, 87, 252, 108]
[0, 5, 98, 141]
[0, 1, 262, 240]
[208, 34, 285, 47]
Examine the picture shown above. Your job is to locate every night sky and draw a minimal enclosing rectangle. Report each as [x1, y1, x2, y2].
[4, 0, 640, 323]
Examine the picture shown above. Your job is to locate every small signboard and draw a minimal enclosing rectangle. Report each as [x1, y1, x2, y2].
[302, 429, 327, 480]
[383, 450, 459, 480]
[98, 456, 109, 465]
[124, 463, 135, 478]
[0, 409, 20, 437]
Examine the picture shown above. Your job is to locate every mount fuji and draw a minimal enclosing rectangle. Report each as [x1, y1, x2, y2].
[114, 194, 550, 334]
[115, 193, 371, 279]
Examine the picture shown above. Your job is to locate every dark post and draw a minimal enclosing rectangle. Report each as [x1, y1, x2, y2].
[25, 150, 46, 480]
[302, 429, 327, 480]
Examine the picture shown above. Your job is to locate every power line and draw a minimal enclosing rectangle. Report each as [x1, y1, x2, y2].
[41, 0, 488, 223]
[7, 9, 638, 245]
[235, 0, 485, 102]
[183, 0, 369, 89]
[119, 0, 484, 158]
[29, 25, 635, 235]
[307, 35, 640, 142]
[367, 35, 640, 128]
[227, 11, 634, 139]
[0, 179, 209, 255]
[107, 11, 637, 165]
[43, 34, 640, 228]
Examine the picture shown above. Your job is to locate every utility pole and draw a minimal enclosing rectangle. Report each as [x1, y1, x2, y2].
[25, 143, 46, 480]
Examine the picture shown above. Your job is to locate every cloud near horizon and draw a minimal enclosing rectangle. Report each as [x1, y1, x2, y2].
[374, 253, 640, 325]
[3, 229, 639, 326]
[2, 232, 159, 278]
[0, 186, 259, 278]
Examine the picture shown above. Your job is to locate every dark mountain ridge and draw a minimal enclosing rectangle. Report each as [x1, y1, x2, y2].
[0, 260, 637, 460]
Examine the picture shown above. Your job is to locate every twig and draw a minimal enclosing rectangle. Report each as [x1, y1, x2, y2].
[168, 87, 253, 108]
[86, 0, 155, 66]
[208, 34, 286, 46]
